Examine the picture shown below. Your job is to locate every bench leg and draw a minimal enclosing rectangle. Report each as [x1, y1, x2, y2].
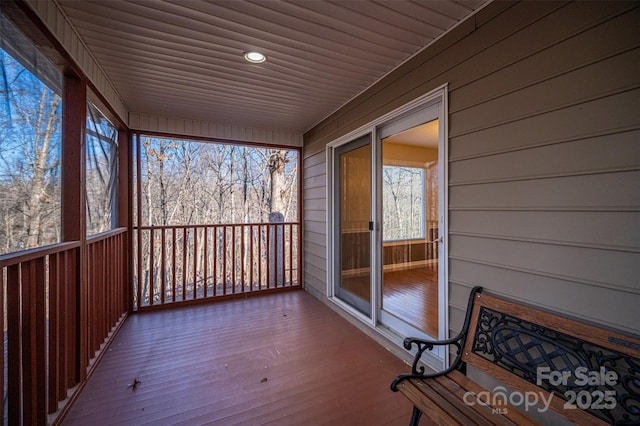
[409, 406, 422, 426]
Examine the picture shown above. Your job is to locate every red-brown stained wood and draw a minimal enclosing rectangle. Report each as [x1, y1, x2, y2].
[7, 265, 21, 424]
[172, 228, 177, 302]
[258, 225, 262, 289]
[62, 290, 415, 425]
[0, 263, 4, 424]
[182, 228, 187, 300]
[20, 261, 34, 425]
[240, 225, 245, 293]
[161, 228, 166, 304]
[192, 226, 198, 299]
[49, 252, 60, 413]
[203, 226, 208, 298]
[231, 225, 236, 294]
[266, 224, 271, 290]
[289, 224, 293, 286]
[34, 258, 47, 425]
[149, 228, 155, 306]
[213, 226, 218, 297]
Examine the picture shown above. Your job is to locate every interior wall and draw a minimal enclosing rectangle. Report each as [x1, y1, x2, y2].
[303, 1, 640, 337]
[383, 142, 437, 166]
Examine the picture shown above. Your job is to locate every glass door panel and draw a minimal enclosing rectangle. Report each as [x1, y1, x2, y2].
[334, 134, 372, 317]
[380, 119, 439, 337]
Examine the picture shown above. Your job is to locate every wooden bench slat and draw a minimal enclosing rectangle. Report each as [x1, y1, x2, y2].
[444, 370, 539, 426]
[419, 376, 513, 426]
[397, 380, 465, 426]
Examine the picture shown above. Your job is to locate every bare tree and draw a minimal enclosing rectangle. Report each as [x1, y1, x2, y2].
[0, 52, 61, 253]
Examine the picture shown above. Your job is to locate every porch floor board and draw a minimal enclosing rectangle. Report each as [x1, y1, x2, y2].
[62, 290, 421, 425]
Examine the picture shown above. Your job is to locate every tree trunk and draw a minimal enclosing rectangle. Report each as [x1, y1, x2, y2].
[25, 91, 61, 248]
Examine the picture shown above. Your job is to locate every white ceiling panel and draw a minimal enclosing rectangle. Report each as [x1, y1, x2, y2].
[56, 0, 487, 133]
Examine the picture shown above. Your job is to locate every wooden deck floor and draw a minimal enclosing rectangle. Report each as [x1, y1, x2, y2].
[62, 290, 422, 425]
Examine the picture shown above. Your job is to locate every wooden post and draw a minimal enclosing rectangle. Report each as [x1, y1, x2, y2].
[62, 74, 87, 380]
[268, 212, 284, 287]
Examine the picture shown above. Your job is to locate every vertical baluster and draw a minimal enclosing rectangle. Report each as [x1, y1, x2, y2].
[99, 240, 105, 339]
[280, 224, 285, 287]
[136, 227, 142, 310]
[7, 264, 21, 424]
[21, 258, 46, 424]
[231, 225, 236, 294]
[111, 239, 115, 326]
[249, 225, 254, 291]
[182, 228, 187, 301]
[203, 226, 208, 298]
[98, 241, 102, 351]
[149, 228, 155, 306]
[60, 251, 69, 397]
[70, 248, 78, 386]
[240, 225, 245, 293]
[172, 228, 177, 302]
[258, 225, 263, 290]
[193, 226, 198, 300]
[37, 258, 47, 423]
[107, 238, 112, 332]
[90, 243, 95, 355]
[289, 224, 293, 287]
[266, 224, 271, 289]
[213, 226, 217, 297]
[0, 267, 5, 424]
[223, 227, 227, 296]
[48, 253, 60, 413]
[161, 228, 166, 305]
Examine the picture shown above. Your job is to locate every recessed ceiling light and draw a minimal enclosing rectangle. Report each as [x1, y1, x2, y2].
[243, 51, 266, 63]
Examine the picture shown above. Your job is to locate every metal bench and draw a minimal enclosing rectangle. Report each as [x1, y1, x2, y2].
[391, 287, 640, 425]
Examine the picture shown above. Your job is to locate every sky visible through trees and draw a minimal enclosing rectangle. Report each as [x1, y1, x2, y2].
[0, 47, 62, 255]
[136, 136, 298, 227]
[134, 136, 300, 306]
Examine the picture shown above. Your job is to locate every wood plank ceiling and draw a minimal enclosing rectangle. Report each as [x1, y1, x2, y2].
[56, 0, 486, 133]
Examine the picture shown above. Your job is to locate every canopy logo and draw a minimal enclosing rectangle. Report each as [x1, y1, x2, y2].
[463, 367, 618, 414]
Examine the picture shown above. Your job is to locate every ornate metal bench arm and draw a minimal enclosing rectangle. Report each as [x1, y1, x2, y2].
[390, 335, 466, 390]
[390, 286, 482, 392]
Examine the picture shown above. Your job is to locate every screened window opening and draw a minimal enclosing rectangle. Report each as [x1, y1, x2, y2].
[86, 100, 118, 235]
[0, 10, 63, 254]
[132, 135, 301, 308]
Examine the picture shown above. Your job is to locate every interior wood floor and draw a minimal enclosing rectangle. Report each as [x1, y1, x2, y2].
[62, 290, 428, 426]
[383, 265, 438, 337]
[341, 265, 439, 337]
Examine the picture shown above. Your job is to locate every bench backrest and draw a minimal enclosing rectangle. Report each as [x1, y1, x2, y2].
[461, 291, 640, 425]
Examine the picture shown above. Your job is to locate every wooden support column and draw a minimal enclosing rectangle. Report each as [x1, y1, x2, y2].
[62, 73, 87, 381]
[118, 129, 131, 312]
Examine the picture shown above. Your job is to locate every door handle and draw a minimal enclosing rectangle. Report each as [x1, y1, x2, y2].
[427, 236, 443, 244]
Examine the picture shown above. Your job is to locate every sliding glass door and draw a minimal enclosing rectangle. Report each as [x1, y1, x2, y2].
[333, 134, 372, 317]
[329, 89, 448, 364]
[378, 115, 441, 338]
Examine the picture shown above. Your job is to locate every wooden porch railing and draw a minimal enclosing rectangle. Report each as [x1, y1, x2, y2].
[86, 230, 128, 360]
[0, 228, 128, 425]
[134, 222, 301, 310]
